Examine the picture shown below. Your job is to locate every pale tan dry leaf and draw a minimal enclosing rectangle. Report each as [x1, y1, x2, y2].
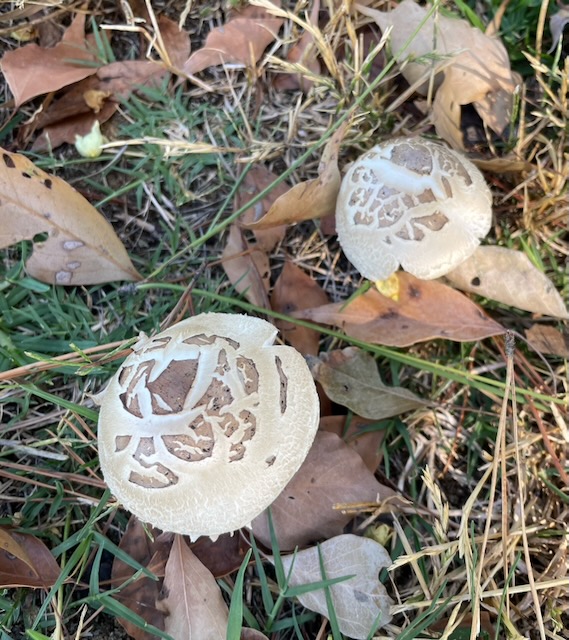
[444, 246, 569, 319]
[252, 431, 399, 550]
[549, 8, 569, 51]
[294, 272, 505, 346]
[0, 148, 141, 284]
[309, 347, 426, 419]
[158, 535, 228, 640]
[244, 122, 348, 229]
[279, 534, 393, 638]
[271, 261, 329, 355]
[1, 13, 99, 107]
[183, 2, 283, 75]
[221, 224, 270, 309]
[358, 0, 517, 148]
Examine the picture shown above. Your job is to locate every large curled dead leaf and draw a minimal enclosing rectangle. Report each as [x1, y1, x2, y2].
[294, 272, 505, 346]
[309, 347, 426, 419]
[252, 431, 399, 550]
[0, 148, 141, 284]
[157, 535, 228, 640]
[183, 2, 283, 76]
[358, 0, 518, 149]
[278, 534, 393, 638]
[444, 246, 569, 319]
[1, 13, 99, 107]
[243, 122, 348, 229]
[0, 527, 61, 588]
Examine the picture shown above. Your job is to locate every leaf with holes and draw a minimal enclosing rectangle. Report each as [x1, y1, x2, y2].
[0, 147, 141, 284]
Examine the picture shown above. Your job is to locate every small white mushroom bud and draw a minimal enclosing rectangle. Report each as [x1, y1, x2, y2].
[97, 313, 320, 540]
[335, 138, 493, 281]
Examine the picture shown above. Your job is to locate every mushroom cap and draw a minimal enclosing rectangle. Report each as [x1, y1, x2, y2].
[336, 138, 493, 281]
[97, 313, 320, 539]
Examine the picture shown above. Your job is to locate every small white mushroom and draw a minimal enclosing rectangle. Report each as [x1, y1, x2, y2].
[335, 138, 493, 281]
[97, 313, 320, 539]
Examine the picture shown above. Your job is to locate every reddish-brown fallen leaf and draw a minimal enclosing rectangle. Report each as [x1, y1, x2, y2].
[271, 261, 329, 355]
[183, 3, 283, 76]
[221, 224, 270, 309]
[0, 528, 60, 588]
[157, 535, 228, 640]
[236, 165, 289, 251]
[273, 0, 321, 92]
[525, 325, 569, 358]
[0, 148, 141, 284]
[1, 13, 99, 107]
[252, 431, 399, 551]
[320, 415, 385, 474]
[244, 122, 348, 229]
[191, 533, 250, 579]
[294, 272, 505, 346]
[112, 517, 172, 640]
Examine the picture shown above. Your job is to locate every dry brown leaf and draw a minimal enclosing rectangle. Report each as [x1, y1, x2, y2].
[444, 246, 569, 319]
[158, 535, 228, 640]
[0, 528, 60, 588]
[319, 415, 385, 474]
[525, 325, 569, 358]
[1, 13, 99, 107]
[221, 224, 270, 309]
[252, 431, 399, 550]
[183, 3, 283, 75]
[236, 165, 289, 251]
[241, 630, 270, 640]
[156, 14, 192, 69]
[271, 261, 329, 355]
[279, 534, 393, 637]
[309, 347, 426, 418]
[358, 0, 517, 148]
[273, 0, 321, 92]
[112, 517, 172, 640]
[244, 122, 348, 229]
[293, 272, 505, 346]
[0, 148, 141, 284]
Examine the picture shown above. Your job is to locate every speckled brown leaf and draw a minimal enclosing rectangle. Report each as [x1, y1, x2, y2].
[183, 2, 283, 75]
[294, 272, 505, 346]
[157, 535, 228, 640]
[1, 13, 99, 107]
[112, 517, 172, 640]
[236, 165, 289, 251]
[445, 246, 569, 319]
[0, 148, 141, 284]
[252, 431, 399, 550]
[221, 224, 270, 309]
[244, 122, 348, 229]
[271, 262, 329, 355]
[311, 348, 426, 419]
[0, 528, 60, 588]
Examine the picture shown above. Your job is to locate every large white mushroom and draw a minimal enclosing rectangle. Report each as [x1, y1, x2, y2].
[97, 313, 320, 539]
[335, 138, 493, 281]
